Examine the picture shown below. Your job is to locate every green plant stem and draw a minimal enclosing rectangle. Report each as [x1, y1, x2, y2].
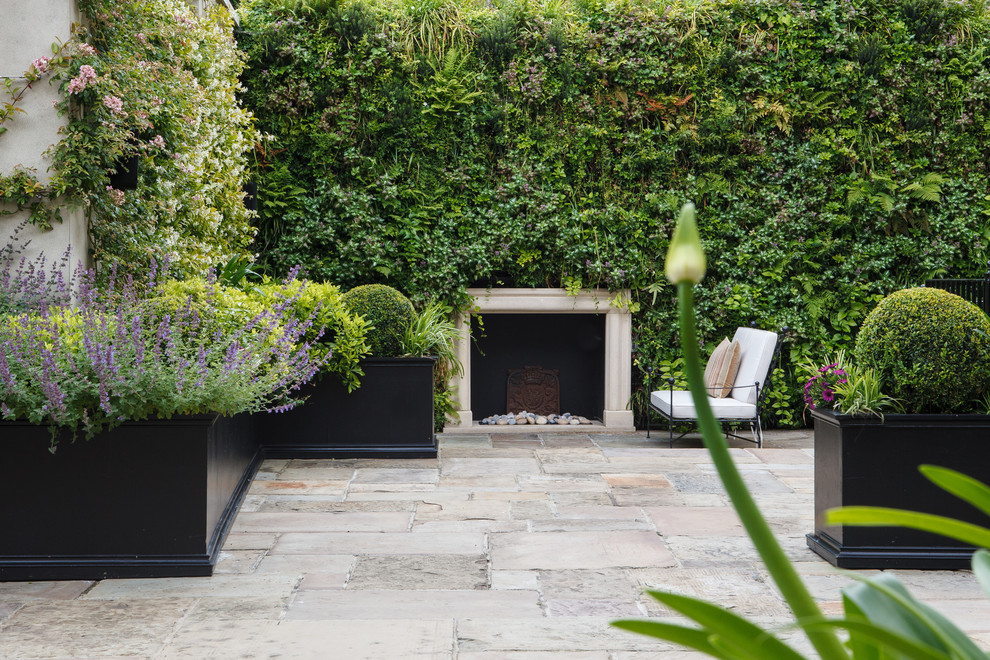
[677, 282, 849, 660]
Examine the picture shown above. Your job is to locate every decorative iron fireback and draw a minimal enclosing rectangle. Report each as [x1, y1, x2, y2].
[506, 365, 560, 416]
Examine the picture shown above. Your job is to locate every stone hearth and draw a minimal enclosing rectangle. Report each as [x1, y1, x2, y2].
[445, 288, 635, 432]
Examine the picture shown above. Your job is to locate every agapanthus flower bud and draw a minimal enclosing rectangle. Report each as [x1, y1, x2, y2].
[664, 202, 706, 284]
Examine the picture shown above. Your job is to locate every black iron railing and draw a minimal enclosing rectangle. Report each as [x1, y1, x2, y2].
[925, 262, 990, 315]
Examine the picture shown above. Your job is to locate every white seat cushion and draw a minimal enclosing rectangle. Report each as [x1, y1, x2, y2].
[650, 389, 757, 420]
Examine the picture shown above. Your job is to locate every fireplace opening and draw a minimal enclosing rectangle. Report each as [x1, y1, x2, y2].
[470, 313, 606, 421]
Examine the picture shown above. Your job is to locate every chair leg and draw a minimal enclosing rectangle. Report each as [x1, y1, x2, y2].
[668, 417, 674, 448]
[751, 419, 763, 448]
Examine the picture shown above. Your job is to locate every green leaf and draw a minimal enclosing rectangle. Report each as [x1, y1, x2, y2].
[611, 620, 730, 658]
[825, 507, 990, 549]
[808, 618, 951, 660]
[919, 465, 990, 518]
[842, 573, 988, 659]
[974, 549, 990, 599]
[644, 590, 807, 660]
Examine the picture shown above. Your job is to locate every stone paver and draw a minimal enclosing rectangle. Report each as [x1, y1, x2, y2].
[0, 430, 987, 658]
[491, 531, 676, 570]
[347, 555, 489, 590]
[160, 619, 453, 659]
[287, 589, 543, 620]
[455, 618, 675, 652]
[0, 580, 92, 601]
[231, 511, 411, 533]
[0, 599, 193, 657]
[633, 566, 792, 620]
[645, 506, 745, 536]
[273, 531, 486, 555]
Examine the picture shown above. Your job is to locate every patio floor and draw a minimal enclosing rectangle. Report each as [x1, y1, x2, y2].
[1, 429, 988, 658]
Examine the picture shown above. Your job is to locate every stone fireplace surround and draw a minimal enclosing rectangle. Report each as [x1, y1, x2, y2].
[445, 288, 635, 432]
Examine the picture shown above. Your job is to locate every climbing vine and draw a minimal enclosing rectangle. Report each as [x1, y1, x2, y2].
[0, 0, 259, 277]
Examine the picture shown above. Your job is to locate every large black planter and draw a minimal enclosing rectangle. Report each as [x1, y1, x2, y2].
[806, 408, 990, 569]
[259, 357, 437, 458]
[0, 415, 260, 581]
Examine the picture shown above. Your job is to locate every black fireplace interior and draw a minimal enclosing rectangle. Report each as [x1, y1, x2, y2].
[470, 313, 606, 421]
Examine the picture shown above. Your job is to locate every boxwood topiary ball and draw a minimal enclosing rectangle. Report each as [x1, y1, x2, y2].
[341, 284, 415, 357]
[854, 287, 990, 413]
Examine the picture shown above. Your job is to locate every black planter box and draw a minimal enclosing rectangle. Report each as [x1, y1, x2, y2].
[0, 415, 261, 581]
[259, 357, 437, 458]
[806, 408, 990, 569]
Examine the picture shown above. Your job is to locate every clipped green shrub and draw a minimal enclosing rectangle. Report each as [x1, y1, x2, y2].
[341, 284, 415, 357]
[854, 287, 990, 413]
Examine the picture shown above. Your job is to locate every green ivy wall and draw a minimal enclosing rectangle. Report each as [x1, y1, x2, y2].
[237, 0, 990, 426]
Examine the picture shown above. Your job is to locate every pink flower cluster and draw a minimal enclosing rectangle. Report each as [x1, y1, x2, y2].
[77, 43, 97, 56]
[105, 186, 126, 206]
[67, 64, 97, 94]
[102, 95, 125, 117]
[148, 135, 166, 150]
[31, 56, 51, 74]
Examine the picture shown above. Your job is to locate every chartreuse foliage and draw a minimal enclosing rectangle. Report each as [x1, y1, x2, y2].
[1, 0, 258, 278]
[150, 276, 371, 393]
[251, 279, 371, 391]
[236, 0, 990, 426]
[613, 203, 990, 660]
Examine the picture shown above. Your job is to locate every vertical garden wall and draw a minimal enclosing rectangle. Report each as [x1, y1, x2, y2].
[238, 0, 990, 425]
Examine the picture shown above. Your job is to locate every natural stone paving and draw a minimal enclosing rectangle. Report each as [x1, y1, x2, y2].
[1, 428, 988, 658]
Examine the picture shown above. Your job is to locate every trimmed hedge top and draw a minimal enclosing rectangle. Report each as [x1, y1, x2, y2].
[341, 284, 415, 357]
[854, 287, 990, 413]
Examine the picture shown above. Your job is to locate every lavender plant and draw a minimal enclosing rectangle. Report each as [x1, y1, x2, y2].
[0, 223, 74, 316]
[0, 266, 329, 449]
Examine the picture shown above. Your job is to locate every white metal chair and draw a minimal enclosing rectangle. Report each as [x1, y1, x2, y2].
[646, 326, 782, 448]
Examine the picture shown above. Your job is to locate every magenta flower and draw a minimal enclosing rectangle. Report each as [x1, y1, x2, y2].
[804, 363, 847, 410]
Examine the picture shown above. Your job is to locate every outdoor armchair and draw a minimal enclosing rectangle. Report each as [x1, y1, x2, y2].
[646, 326, 783, 448]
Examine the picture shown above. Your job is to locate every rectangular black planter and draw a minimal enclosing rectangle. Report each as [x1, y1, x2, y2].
[259, 357, 437, 458]
[0, 415, 261, 581]
[806, 408, 990, 570]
